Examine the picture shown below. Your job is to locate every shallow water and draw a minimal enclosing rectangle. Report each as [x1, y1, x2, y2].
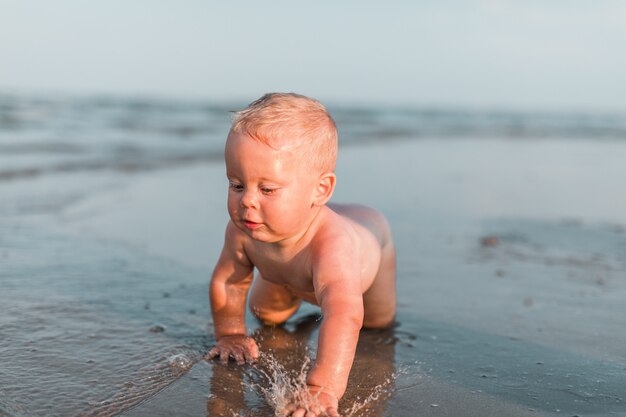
[3, 194, 626, 416]
[0, 220, 209, 417]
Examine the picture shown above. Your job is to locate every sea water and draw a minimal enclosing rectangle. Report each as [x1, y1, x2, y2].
[2, 92, 626, 185]
[2, 92, 626, 416]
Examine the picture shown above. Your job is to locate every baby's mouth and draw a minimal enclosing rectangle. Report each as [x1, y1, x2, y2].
[243, 220, 262, 230]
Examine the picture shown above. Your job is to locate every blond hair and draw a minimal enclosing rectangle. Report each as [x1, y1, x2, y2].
[230, 93, 338, 173]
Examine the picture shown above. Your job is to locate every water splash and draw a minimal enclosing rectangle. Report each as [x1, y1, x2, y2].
[167, 353, 194, 372]
[248, 353, 316, 416]
[342, 377, 394, 417]
[242, 352, 398, 417]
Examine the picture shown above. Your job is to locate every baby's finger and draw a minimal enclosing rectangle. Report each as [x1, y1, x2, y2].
[232, 350, 245, 365]
[325, 408, 340, 417]
[219, 349, 230, 364]
[206, 347, 219, 359]
[284, 402, 296, 415]
[244, 349, 258, 364]
[248, 341, 260, 359]
[290, 408, 306, 417]
[306, 404, 322, 417]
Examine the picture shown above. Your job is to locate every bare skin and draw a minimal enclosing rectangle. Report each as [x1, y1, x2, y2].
[208, 132, 396, 417]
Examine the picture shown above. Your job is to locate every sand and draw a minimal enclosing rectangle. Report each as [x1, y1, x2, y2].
[2, 137, 626, 416]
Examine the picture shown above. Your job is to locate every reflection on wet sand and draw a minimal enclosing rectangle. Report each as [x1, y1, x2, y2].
[342, 327, 397, 416]
[206, 314, 397, 417]
[207, 362, 247, 416]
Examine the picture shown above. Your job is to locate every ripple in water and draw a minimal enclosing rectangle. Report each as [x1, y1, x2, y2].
[76, 350, 199, 417]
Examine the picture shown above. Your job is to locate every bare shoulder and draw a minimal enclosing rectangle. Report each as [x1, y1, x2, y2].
[305, 208, 363, 272]
[327, 203, 392, 246]
[308, 211, 363, 294]
[223, 220, 253, 267]
[311, 205, 386, 264]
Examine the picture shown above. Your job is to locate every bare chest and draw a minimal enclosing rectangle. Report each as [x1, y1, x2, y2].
[247, 250, 315, 293]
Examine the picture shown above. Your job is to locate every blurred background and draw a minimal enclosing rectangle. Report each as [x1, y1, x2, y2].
[2, 0, 626, 186]
[2, 0, 626, 110]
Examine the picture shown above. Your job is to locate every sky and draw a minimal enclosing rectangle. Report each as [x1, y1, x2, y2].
[1, 1, 625, 112]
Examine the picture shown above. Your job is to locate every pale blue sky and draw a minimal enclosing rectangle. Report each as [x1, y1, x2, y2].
[1, 1, 625, 111]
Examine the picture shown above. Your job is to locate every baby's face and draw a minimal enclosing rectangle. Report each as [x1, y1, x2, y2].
[225, 132, 319, 243]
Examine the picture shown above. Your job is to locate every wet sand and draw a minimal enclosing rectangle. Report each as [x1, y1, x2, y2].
[2, 137, 626, 416]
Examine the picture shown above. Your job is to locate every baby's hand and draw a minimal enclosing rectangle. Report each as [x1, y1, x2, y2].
[285, 386, 340, 417]
[206, 335, 259, 365]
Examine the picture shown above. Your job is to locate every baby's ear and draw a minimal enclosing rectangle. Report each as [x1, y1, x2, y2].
[313, 172, 336, 206]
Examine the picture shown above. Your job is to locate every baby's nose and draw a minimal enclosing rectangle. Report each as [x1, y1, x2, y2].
[240, 189, 258, 208]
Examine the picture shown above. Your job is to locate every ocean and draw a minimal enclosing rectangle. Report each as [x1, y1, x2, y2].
[2, 93, 625, 184]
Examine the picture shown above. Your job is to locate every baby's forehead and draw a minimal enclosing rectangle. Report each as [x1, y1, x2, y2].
[227, 130, 312, 161]
[244, 129, 314, 155]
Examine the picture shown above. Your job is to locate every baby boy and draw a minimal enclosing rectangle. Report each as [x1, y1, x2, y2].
[207, 93, 396, 417]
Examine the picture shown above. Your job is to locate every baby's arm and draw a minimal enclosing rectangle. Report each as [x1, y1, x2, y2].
[309, 275, 363, 395]
[207, 222, 257, 364]
[302, 240, 364, 414]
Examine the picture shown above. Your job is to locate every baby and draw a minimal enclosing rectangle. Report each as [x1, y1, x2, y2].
[207, 93, 396, 417]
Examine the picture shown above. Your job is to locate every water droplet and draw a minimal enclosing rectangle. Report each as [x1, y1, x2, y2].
[247, 352, 396, 417]
[168, 353, 193, 371]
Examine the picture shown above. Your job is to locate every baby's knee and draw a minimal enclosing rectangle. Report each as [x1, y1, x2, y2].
[249, 303, 299, 326]
[362, 313, 396, 330]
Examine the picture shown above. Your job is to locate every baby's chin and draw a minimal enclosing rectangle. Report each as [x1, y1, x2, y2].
[235, 222, 274, 242]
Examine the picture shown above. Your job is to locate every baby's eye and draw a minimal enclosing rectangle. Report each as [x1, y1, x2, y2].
[260, 187, 278, 195]
[229, 182, 244, 192]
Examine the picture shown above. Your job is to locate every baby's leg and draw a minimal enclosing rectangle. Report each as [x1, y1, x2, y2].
[363, 240, 397, 329]
[248, 274, 301, 325]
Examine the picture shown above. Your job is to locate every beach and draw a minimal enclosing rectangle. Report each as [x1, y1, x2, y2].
[1, 95, 626, 416]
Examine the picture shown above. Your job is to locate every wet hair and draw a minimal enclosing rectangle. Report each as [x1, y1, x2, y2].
[230, 92, 338, 173]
